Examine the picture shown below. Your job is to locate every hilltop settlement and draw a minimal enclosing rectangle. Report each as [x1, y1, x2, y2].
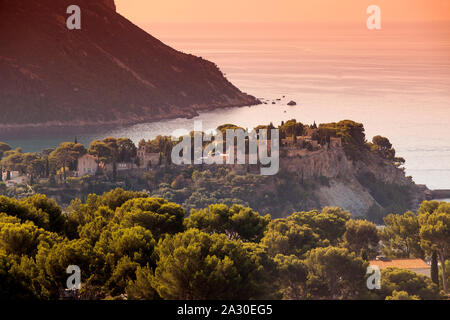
[0, 120, 431, 222]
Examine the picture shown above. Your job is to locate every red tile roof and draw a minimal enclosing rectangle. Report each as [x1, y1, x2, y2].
[369, 259, 430, 270]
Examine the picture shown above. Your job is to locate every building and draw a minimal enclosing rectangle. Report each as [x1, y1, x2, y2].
[137, 147, 160, 168]
[116, 162, 135, 171]
[1, 171, 27, 184]
[304, 127, 319, 137]
[297, 136, 319, 150]
[369, 258, 431, 277]
[281, 136, 295, 147]
[75, 154, 99, 176]
[2, 170, 21, 181]
[330, 137, 342, 148]
[281, 135, 320, 151]
[103, 161, 136, 173]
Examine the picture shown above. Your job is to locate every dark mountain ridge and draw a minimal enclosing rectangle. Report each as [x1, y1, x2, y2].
[0, 0, 259, 131]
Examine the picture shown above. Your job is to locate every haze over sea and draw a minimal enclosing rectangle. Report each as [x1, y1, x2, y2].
[3, 23, 450, 189]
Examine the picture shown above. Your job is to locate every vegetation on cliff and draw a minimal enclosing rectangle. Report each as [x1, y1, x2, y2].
[0, 120, 424, 220]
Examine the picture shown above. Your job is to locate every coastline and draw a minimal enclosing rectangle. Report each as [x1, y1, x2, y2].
[0, 99, 261, 136]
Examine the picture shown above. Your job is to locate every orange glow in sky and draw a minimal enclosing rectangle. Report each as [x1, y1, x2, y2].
[115, 0, 450, 23]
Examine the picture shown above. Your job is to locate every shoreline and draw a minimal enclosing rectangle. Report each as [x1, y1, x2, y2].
[430, 189, 450, 200]
[0, 100, 262, 137]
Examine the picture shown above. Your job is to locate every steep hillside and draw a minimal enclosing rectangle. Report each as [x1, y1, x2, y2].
[279, 147, 428, 221]
[20, 144, 428, 222]
[0, 0, 258, 130]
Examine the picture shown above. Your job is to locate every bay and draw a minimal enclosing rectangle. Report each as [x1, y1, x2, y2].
[2, 22, 449, 189]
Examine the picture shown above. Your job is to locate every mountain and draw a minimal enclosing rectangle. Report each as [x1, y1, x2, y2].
[0, 0, 259, 130]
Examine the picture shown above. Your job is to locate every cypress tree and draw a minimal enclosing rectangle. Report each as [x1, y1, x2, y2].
[45, 158, 50, 177]
[431, 251, 439, 288]
[361, 249, 369, 261]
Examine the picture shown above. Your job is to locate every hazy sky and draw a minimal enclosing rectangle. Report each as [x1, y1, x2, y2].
[115, 0, 450, 23]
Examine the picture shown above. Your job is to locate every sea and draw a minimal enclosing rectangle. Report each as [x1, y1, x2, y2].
[1, 22, 449, 189]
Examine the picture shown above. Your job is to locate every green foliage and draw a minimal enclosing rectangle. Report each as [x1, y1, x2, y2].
[343, 219, 379, 259]
[274, 254, 308, 299]
[116, 138, 138, 163]
[262, 218, 323, 257]
[96, 188, 149, 211]
[358, 172, 412, 224]
[318, 120, 367, 160]
[36, 239, 95, 298]
[370, 135, 396, 160]
[88, 137, 137, 165]
[431, 251, 439, 287]
[49, 142, 86, 181]
[279, 120, 304, 138]
[1, 149, 35, 174]
[288, 207, 350, 245]
[126, 265, 160, 300]
[0, 221, 55, 257]
[439, 260, 450, 293]
[77, 216, 109, 245]
[378, 268, 440, 300]
[0, 190, 447, 300]
[0, 212, 21, 224]
[385, 290, 420, 300]
[417, 200, 441, 215]
[381, 211, 423, 258]
[94, 225, 156, 267]
[141, 136, 173, 164]
[116, 197, 185, 238]
[0, 142, 12, 159]
[142, 135, 173, 154]
[88, 140, 113, 164]
[0, 253, 38, 299]
[304, 246, 368, 299]
[418, 201, 450, 293]
[419, 203, 450, 257]
[186, 203, 271, 241]
[21, 194, 66, 234]
[65, 188, 148, 237]
[0, 195, 66, 232]
[105, 256, 140, 296]
[151, 229, 269, 300]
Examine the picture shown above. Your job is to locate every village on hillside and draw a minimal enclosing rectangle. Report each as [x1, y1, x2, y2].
[1, 145, 160, 188]
[0, 122, 344, 187]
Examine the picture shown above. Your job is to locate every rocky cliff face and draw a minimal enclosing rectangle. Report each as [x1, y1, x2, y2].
[279, 147, 427, 217]
[0, 0, 258, 130]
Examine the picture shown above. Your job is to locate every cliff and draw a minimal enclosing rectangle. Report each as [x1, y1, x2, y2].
[0, 0, 259, 130]
[278, 146, 428, 220]
[5, 141, 427, 222]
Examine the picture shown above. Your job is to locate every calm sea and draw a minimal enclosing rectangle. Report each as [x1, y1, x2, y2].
[2, 23, 450, 189]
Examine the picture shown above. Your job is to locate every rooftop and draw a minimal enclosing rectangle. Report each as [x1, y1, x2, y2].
[369, 258, 430, 270]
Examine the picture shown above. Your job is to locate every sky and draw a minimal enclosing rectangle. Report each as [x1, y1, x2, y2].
[115, 0, 450, 24]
